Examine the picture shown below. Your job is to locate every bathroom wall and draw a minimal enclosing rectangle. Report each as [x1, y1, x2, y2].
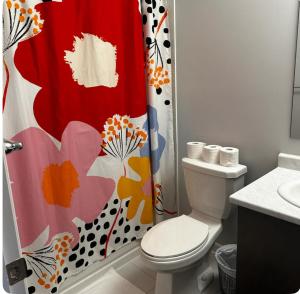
[3, 168, 26, 294]
[175, 0, 300, 242]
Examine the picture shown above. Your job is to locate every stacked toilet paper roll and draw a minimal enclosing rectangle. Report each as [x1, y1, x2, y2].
[186, 141, 240, 166]
[186, 142, 206, 159]
[220, 147, 239, 167]
[201, 145, 222, 164]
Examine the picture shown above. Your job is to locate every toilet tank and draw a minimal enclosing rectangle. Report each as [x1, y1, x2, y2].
[182, 158, 247, 219]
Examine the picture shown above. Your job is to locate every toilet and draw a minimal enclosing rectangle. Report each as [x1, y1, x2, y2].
[140, 157, 247, 294]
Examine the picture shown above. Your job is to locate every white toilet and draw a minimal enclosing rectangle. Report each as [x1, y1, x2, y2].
[140, 157, 247, 294]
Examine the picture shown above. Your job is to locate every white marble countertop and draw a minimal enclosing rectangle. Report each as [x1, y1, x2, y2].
[230, 166, 300, 226]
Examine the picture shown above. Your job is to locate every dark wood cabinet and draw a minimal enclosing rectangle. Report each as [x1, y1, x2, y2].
[236, 207, 300, 294]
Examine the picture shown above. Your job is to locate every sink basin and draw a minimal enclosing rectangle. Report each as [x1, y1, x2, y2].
[278, 180, 300, 208]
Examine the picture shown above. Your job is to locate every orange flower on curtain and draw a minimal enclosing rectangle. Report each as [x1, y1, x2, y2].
[117, 157, 153, 224]
[3, 0, 43, 53]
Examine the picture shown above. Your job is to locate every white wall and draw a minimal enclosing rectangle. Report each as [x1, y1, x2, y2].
[175, 0, 300, 241]
[292, 9, 300, 139]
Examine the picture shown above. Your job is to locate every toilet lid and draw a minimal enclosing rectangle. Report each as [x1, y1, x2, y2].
[141, 215, 209, 258]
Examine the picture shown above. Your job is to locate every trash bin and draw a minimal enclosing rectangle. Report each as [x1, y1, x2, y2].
[215, 244, 237, 294]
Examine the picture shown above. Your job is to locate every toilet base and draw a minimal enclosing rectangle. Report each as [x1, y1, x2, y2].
[154, 254, 214, 294]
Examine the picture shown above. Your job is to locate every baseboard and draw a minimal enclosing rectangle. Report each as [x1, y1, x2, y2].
[60, 241, 140, 294]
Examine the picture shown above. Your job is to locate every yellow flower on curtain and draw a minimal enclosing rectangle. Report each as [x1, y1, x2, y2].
[117, 157, 153, 224]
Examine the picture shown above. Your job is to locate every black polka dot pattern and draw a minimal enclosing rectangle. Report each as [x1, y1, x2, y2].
[163, 40, 171, 48]
[72, 243, 79, 251]
[85, 223, 93, 230]
[69, 253, 77, 262]
[110, 208, 117, 215]
[25, 194, 153, 293]
[87, 233, 95, 241]
[28, 286, 35, 294]
[75, 259, 84, 268]
[142, 0, 172, 100]
[68, 197, 152, 267]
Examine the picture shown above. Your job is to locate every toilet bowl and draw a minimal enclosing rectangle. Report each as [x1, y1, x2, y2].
[141, 211, 222, 294]
[141, 212, 222, 272]
[141, 158, 247, 294]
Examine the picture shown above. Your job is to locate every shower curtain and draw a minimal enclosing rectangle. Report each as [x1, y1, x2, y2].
[3, 0, 176, 293]
[141, 0, 177, 222]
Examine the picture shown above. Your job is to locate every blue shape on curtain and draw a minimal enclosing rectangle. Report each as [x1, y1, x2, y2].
[141, 106, 166, 174]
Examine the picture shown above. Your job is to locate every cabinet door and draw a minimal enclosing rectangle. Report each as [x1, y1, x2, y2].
[237, 207, 300, 294]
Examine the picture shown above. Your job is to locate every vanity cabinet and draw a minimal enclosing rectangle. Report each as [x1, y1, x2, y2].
[236, 207, 300, 294]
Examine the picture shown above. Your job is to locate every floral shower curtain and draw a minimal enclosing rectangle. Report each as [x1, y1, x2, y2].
[141, 0, 177, 221]
[3, 0, 176, 293]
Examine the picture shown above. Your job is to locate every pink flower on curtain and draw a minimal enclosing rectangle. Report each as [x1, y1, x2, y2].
[6, 121, 115, 249]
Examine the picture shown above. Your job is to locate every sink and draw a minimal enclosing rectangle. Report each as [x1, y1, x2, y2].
[278, 180, 300, 208]
[231, 153, 300, 226]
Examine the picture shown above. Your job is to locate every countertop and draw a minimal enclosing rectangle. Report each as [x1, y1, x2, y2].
[230, 167, 300, 226]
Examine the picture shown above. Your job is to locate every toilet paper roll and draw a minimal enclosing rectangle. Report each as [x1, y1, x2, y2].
[220, 147, 239, 167]
[186, 142, 206, 159]
[201, 145, 222, 164]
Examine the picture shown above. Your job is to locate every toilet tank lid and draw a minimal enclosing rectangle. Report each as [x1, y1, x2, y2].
[182, 158, 247, 179]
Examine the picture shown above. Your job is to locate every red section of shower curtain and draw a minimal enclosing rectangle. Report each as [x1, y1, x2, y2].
[14, 0, 147, 141]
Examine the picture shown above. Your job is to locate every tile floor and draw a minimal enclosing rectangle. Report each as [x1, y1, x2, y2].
[115, 252, 222, 294]
[116, 257, 155, 294]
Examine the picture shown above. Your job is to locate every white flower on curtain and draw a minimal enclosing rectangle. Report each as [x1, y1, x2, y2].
[64, 34, 119, 88]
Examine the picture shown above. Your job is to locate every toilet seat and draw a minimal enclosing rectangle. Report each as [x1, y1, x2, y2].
[141, 215, 209, 260]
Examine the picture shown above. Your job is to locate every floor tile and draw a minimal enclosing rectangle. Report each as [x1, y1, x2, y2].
[147, 289, 155, 294]
[78, 268, 145, 294]
[115, 250, 223, 294]
[116, 261, 155, 293]
[204, 252, 222, 294]
[131, 256, 157, 279]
